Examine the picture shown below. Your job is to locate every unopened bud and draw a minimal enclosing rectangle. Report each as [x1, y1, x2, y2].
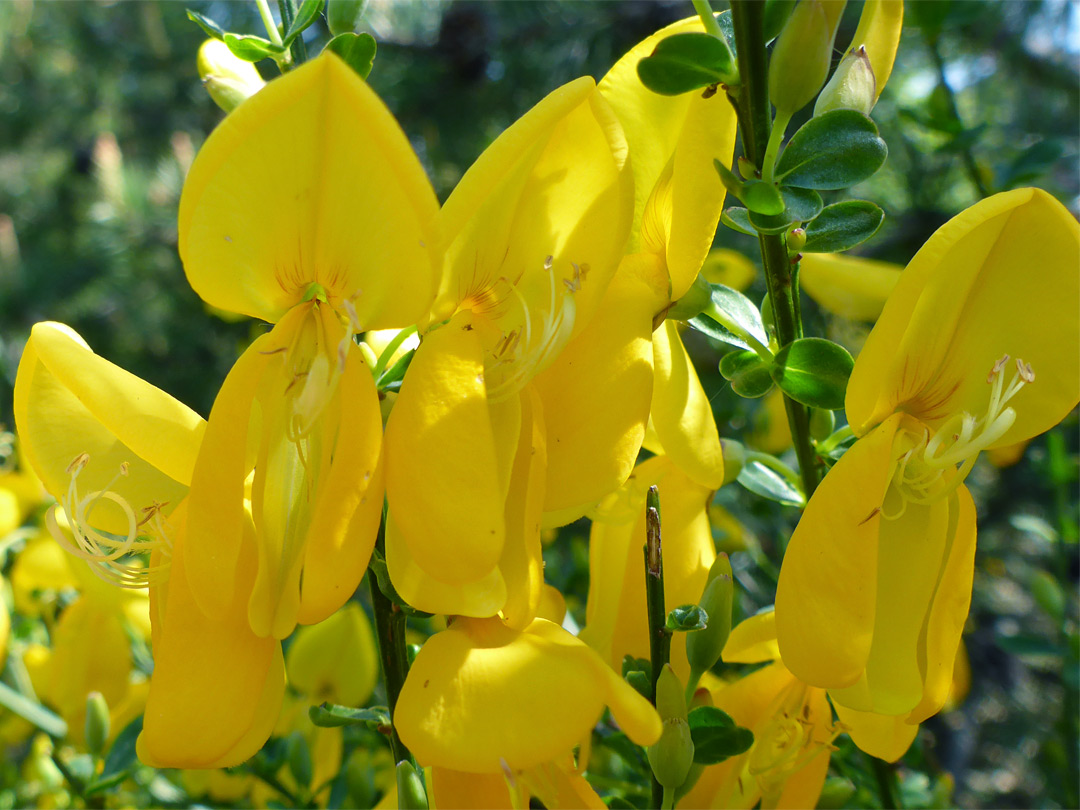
[327, 0, 368, 36]
[667, 273, 712, 321]
[815, 45, 877, 116]
[84, 692, 110, 756]
[787, 227, 807, 254]
[686, 554, 734, 679]
[769, 0, 838, 116]
[197, 39, 266, 113]
[760, 293, 775, 335]
[647, 717, 695, 790]
[809, 407, 836, 440]
[689, 687, 714, 711]
[396, 760, 429, 810]
[655, 664, 688, 721]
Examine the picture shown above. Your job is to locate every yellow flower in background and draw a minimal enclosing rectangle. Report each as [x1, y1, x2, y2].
[429, 755, 606, 810]
[13, 322, 284, 768]
[384, 75, 645, 622]
[581, 455, 715, 684]
[179, 52, 439, 640]
[777, 189, 1080, 722]
[598, 15, 738, 491]
[396, 616, 661, 774]
[286, 601, 378, 708]
[799, 253, 902, 322]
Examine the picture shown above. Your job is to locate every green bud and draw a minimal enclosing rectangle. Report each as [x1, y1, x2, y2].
[667, 273, 712, 321]
[817, 776, 857, 809]
[809, 407, 836, 440]
[686, 554, 734, 677]
[1030, 569, 1066, 622]
[647, 718, 695, 790]
[719, 438, 746, 484]
[286, 731, 313, 789]
[814, 45, 877, 117]
[760, 293, 775, 335]
[688, 687, 714, 711]
[84, 692, 110, 756]
[396, 760, 429, 810]
[197, 39, 266, 113]
[768, 0, 836, 116]
[327, 0, 368, 36]
[655, 664, 688, 721]
[787, 226, 807, 255]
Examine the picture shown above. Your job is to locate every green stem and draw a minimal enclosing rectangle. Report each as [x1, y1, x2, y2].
[643, 485, 670, 810]
[730, 0, 821, 499]
[277, 0, 308, 65]
[661, 786, 675, 810]
[255, 0, 284, 46]
[370, 529, 415, 767]
[50, 750, 105, 809]
[869, 755, 901, 809]
[703, 300, 773, 362]
[925, 35, 991, 199]
[692, 0, 724, 38]
[761, 110, 791, 183]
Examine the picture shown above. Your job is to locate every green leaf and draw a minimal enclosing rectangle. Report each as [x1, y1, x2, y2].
[223, 33, 286, 63]
[688, 706, 754, 764]
[625, 670, 652, 699]
[597, 731, 649, 773]
[85, 771, 132, 797]
[742, 180, 785, 216]
[0, 680, 67, 737]
[102, 716, 143, 778]
[622, 655, 652, 679]
[637, 32, 736, 96]
[186, 9, 226, 40]
[377, 347, 414, 390]
[771, 338, 854, 410]
[707, 284, 770, 349]
[309, 702, 391, 729]
[283, 0, 324, 46]
[779, 186, 823, 223]
[721, 207, 756, 235]
[774, 110, 887, 190]
[666, 604, 708, 633]
[802, 201, 884, 253]
[763, 0, 797, 41]
[688, 314, 751, 352]
[737, 459, 804, 506]
[325, 32, 378, 79]
[720, 350, 774, 398]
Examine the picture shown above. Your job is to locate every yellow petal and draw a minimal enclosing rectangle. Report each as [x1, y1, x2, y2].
[847, 0, 904, 101]
[179, 53, 438, 326]
[776, 414, 903, 689]
[296, 345, 384, 626]
[722, 610, 781, 664]
[533, 259, 659, 516]
[437, 77, 633, 335]
[773, 687, 833, 810]
[384, 312, 505, 585]
[701, 247, 757, 292]
[651, 320, 724, 489]
[185, 332, 274, 620]
[499, 386, 547, 630]
[431, 768, 514, 810]
[396, 617, 659, 772]
[138, 508, 284, 768]
[581, 456, 715, 683]
[286, 602, 378, 707]
[384, 512, 508, 618]
[847, 189, 1080, 444]
[799, 253, 902, 321]
[14, 322, 204, 536]
[832, 701, 918, 763]
[598, 16, 737, 299]
[521, 758, 607, 810]
[10, 535, 79, 617]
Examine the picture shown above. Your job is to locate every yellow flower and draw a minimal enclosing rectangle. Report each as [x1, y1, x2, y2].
[581, 455, 715, 684]
[776, 189, 1080, 721]
[285, 601, 378, 708]
[429, 755, 606, 810]
[395, 616, 661, 774]
[179, 52, 439, 641]
[383, 76, 643, 621]
[14, 322, 284, 767]
[799, 252, 902, 322]
[598, 15, 738, 491]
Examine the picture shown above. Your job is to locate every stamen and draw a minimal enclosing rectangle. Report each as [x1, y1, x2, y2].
[47, 454, 172, 589]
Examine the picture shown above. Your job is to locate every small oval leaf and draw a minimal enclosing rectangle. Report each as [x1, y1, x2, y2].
[667, 604, 709, 633]
[309, 702, 391, 729]
[637, 32, 736, 96]
[731, 365, 774, 398]
[771, 338, 854, 410]
[689, 706, 755, 764]
[801, 200, 884, 253]
[283, 0, 324, 46]
[736, 459, 805, 506]
[688, 315, 750, 351]
[186, 9, 226, 40]
[223, 32, 286, 62]
[780, 185, 823, 223]
[775, 110, 887, 190]
[325, 32, 378, 79]
[743, 179, 785, 216]
[708, 284, 770, 349]
[721, 207, 756, 235]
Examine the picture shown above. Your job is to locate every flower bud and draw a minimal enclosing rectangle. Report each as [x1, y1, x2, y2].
[809, 406, 835, 440]
[814, 45, 877, 116]
[686, 554, 734, 680]
[396, 760, 429, 810]
[768, 0, 840, 116]
[667, 273, 712, 321]
[648, 717, 695, 790]
[787, 227, 807, 255]
[197, 39, 266, 113]
[655, 664, 688, 721]
[327, 0, 367, 36]
[84, 692, 110, 756]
